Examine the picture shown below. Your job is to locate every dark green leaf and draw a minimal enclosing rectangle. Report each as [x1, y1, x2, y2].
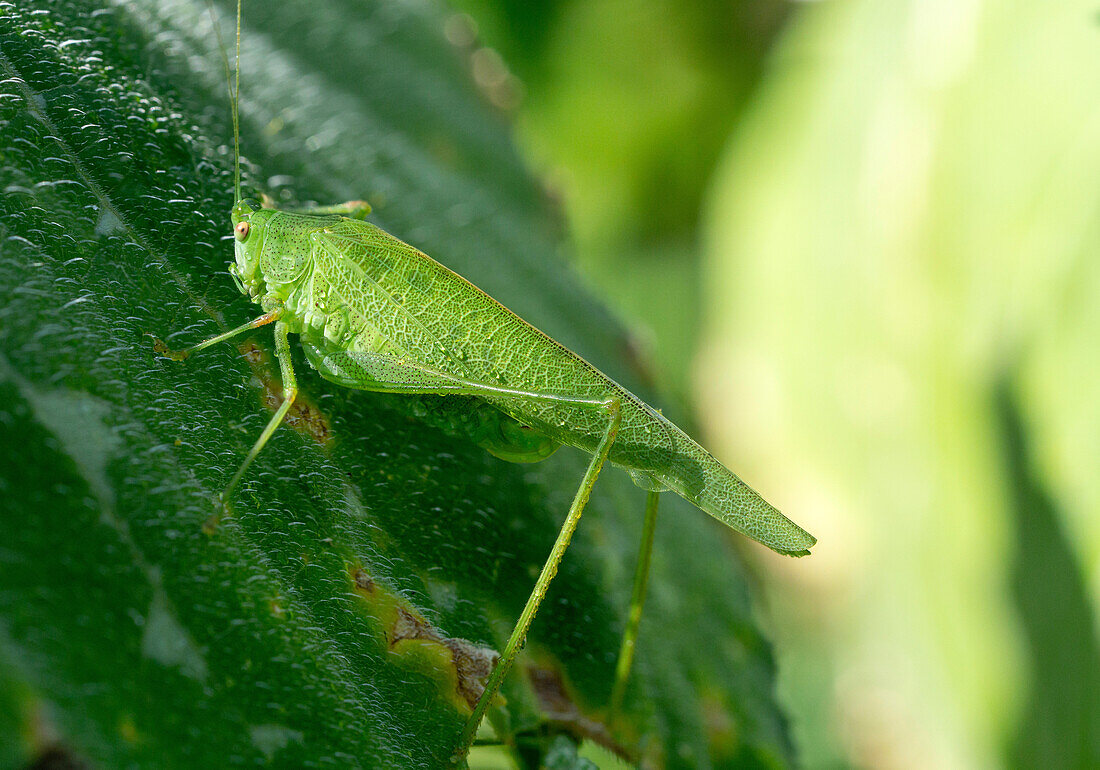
[0, 1, 795, 767]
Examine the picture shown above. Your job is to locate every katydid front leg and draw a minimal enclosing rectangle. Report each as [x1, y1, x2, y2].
[220, 318, 298, 504]
[150, 306, 292, 505]
[148, 309, 280, 362]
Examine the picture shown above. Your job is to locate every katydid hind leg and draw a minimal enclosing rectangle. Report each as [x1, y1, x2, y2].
[290, 200, 372, 219]
[265, 197, 371, 219]
[300, 348, 640, 752]
[609, 489, 660, 719]
[454, 396, 623, 761]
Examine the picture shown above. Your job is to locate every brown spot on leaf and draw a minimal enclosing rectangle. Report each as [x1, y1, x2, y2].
[201, 512, 222, 535]
[391, 605, 433, 646]
[353, 568, 374, 591]
[239, 340, 265, 366]
[348, 564, 498, 711]
[238, 341, 331, 445]
[24, 746, 90, 770]
[22, 699, 91, 768]
[527, 664, 635, 763]
[446, 637, 498, 708]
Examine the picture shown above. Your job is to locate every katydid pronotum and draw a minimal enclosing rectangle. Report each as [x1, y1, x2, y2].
[154, 2, 816, 762]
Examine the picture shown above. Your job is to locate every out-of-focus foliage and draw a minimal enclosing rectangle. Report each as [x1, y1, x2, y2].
[450, 0, 790, 404]
[999, 383, 1100, 769]
[456, 0, 1100, 768]
[698, 0, 1100, 767]
[0, 0, 797, 768]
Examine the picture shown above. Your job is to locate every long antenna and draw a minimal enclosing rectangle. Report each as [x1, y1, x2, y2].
[208, 0, 242, 204]
[233, 0, 241, 204]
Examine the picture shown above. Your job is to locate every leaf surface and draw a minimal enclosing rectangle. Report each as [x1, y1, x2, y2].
[0, 1, 795, 767]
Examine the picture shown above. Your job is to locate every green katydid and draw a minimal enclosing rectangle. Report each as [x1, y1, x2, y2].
[155, 1, 816, 761]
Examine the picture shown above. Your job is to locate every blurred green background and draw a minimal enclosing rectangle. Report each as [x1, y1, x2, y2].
[446, 0, 1100, 767]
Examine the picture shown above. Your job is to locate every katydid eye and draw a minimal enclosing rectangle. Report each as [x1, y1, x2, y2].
[235, 221, 250, 240]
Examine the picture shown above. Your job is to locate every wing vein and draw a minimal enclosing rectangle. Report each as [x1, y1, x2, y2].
[313, 231, 476, 381]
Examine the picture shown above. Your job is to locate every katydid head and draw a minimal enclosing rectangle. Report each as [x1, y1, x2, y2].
[229, 197, 267, 299]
